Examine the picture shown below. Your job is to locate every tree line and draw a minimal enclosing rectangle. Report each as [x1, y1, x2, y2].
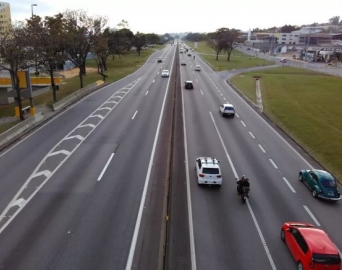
[0, 10, 166, 120]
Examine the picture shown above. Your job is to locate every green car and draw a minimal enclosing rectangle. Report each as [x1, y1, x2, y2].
[299, 169, 341, 201]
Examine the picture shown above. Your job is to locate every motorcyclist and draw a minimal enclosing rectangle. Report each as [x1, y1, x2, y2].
[237, 175, 250, 195]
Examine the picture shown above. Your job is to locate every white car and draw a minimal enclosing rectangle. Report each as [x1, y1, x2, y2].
[161, 70, 169, 77]
[195, 157, 222, 186]
[194, 65, 201, 71]
[219, 103, 235, 117]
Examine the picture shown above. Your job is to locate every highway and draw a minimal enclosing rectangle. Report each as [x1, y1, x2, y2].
[0, 42, 342, 270]
[167, 45, 342, 270]
[0, 45, 177, 269]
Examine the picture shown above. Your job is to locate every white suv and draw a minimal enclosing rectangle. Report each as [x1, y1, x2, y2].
[195, 157, 222, 186]
[194, 65, 201, 71]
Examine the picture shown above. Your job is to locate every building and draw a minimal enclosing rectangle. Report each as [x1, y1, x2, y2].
[0, 2, 11, 38]
[279, 33, 300, 44]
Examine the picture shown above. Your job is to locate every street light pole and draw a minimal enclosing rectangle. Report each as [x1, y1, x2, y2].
[31, 4, 37, 18]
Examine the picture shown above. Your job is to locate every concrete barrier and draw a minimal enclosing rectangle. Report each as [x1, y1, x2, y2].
[0, 112, 44, 150]
[52, 80, 104, 112]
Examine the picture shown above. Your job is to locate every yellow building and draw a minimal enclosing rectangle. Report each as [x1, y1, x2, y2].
[0, 2, 11, 38]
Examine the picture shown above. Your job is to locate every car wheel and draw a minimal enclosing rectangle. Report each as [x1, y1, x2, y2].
[280, 229, 285, 242]
[297, 261, 303, 270]
[232, 114, 235, 118]
[312, 189, 318, 198]
[298, 173, 303, 182]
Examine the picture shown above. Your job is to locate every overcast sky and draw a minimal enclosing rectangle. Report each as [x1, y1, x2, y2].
[7, 0, 342, 34]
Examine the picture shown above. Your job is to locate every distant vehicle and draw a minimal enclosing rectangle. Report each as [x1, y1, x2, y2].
[181, 61, 186, 66]
[180, 50, 183, 53]
[184, 81, 193, 89]
[157, 57, 162, 63]
[188, 53, 192, 56]
[195, 157, 222, 186]
[194, 65, 201, 71]
[161, 70, 169, 77]
[280, 58, 287, 63]
[299, 169, 341, 200]
[219, 104, 235, 117]
[281, 222, 341, 270]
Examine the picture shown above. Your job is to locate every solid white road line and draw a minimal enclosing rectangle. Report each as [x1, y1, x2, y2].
[182, 65, 197, 270]
[132, 111, 138, 120]
[145, 91, 148, 96]
[249, 132, 255, 139]
[282, 177, 296, 193]
[97, 153, 115, 181]
[125, 49, 176, 270]
[200, 90, 204, 96]
[241, 121, 246, 127]
[209, 111, 277, 270]
[303, 205, 321, 226]
[258, 144, 266, 153]
[269, 159, 278, 169]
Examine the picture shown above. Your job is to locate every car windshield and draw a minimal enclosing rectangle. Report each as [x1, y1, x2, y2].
[321, 178, 336, 187]
[202, 168, 220, 174]
[312, 253, 341, 264]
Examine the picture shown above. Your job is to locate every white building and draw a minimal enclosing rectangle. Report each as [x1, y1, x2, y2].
[279, 33, 300, 44]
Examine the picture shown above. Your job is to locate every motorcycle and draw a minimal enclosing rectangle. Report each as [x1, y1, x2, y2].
[236, 178, 250, 204]
[240, 187, 250, 204]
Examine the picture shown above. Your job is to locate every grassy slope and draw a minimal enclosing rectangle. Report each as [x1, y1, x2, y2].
[231, 67, 342, 180]
[185, 41, 274, 70]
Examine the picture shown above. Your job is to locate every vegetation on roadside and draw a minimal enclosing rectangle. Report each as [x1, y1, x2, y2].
[231, 67, 342, 180]
[0, 46, 163, 120]
[186, 41, 274, 70]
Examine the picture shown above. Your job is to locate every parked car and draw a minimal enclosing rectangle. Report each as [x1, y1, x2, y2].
[184, 81, 193, 89]
[298, 169, 341, 201]
[219, 104, 235, 117]
[280, 58, 287, 63]
[195, 157, 222, 186]
[281, 222, 341, 270]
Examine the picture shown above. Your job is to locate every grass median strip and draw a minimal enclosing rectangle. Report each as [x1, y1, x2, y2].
[231, 66, 342, 180]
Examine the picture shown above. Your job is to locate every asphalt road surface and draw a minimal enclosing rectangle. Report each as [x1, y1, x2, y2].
[1, 43, 342, 270]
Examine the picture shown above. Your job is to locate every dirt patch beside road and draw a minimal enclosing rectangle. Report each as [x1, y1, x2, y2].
[58, 67, 97, 79]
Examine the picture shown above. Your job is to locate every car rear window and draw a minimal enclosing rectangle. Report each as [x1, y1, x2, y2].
[225, 106, 234, 110]
[312, 254, 341, 265]
[202, 168, 220, 174]
[321, 179, 337, 187]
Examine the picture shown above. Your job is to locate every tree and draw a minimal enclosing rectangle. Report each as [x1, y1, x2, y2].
[132, 32, 146, 56]
[0, 22, 32, 120]
[63, 10, 107, 88]
[280, 24, 299, 33]
[207, 31, 224, 60]
[216, 28, 240, 61]
[26, 13, 66, 102]
[92, 28, 109, 80]
[108, 28, 134, 59]
[145, 33, 160, 45]
[329, 16, 340, 25]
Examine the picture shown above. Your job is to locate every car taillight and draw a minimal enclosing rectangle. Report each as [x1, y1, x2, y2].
[217, 175, 222, 178]
[199, 174, 205, 177]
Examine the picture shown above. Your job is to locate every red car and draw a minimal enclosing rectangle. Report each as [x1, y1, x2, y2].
[281, 222, 341, 270]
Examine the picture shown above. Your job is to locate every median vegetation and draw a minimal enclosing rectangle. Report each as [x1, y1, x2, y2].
[231, 67, 342, 180]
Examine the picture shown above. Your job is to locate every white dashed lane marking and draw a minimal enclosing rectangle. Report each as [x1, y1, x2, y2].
[258, 144, 266, 153]
[249, 132, 255, 138]
[269, 159, 278, 169]
[97, 153, 115, 181]
[145, 91, 148, 95]
[282, 177, 296, 193]
[241, 121, 246, 127]
[303, 206, 320, 226]
[132, 111, 138, 120]
[200, 90, 204, 96]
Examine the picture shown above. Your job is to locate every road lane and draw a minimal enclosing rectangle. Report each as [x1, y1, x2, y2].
[0, 45, 177, 269]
